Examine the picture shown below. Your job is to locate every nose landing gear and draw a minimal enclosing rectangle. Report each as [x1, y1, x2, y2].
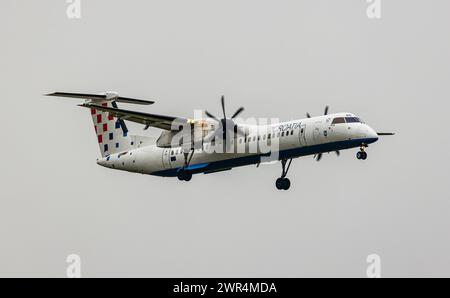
[356, 145, 367, 160]
[276, 158, 292, 190]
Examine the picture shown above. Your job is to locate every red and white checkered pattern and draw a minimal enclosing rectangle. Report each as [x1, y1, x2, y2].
[90, 101, 132, 157]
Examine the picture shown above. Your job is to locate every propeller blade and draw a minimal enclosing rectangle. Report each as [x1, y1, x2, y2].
[316, 153, 322, 162]
[335, 150, 340, 156]
[324, 106, 329, 115]
[306, 112, 311, 118]
[231, 107, 244, 119]
[205, 110, 220, 121]
[221, 95, 226, 119]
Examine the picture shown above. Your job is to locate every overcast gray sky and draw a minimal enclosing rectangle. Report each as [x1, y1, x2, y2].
[1, 0, 449, 277]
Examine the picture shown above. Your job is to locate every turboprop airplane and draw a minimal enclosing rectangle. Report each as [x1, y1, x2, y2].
[47, 91, 394, 190]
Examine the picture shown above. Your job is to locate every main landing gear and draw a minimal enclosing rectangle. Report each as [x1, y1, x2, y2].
[276, 158, 292, 190]
[177, 170, 192, 181]
[356, 145, 368, 160]
[177, 148, 194, 181]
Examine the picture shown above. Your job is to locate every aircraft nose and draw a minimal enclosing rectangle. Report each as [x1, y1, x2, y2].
[367, 126, 379, 142]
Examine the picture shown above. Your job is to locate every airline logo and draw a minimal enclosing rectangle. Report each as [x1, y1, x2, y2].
[276, 122, 302, 132]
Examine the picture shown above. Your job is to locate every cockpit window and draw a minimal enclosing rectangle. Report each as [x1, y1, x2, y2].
[331, 117, 345, 124]
[345, 117, 361, 123]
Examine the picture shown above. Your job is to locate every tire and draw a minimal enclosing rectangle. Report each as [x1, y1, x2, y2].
[276, 178, 284, 190]
[362, 152, 367, 160]
[283, 178, 291, 190]
[184, 172, 192, 181]
[356, 152, 362, 160]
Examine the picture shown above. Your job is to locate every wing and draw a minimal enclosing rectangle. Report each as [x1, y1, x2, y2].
[80, 103, 190, 131]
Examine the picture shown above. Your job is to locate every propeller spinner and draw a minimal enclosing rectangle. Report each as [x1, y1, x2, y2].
[204, 96, 245, 143]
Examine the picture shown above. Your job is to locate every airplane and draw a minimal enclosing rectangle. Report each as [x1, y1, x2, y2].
[47, 91, 394, 190]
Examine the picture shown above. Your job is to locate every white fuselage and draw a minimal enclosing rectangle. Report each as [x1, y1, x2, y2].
[96, 113, 379, 177]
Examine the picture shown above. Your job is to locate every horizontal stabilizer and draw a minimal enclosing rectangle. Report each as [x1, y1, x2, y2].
[80, 103, 187, 131]
[46, 92, 155, 105]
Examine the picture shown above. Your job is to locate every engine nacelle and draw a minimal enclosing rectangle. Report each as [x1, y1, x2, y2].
[156, 129, 205, 149]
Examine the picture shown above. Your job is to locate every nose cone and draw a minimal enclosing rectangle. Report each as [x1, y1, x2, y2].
[366, 125, 379, 143]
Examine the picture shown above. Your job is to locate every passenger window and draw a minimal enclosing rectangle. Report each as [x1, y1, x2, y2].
[331, 117, 345, 124]
[281, 132, 284, 137]
[291, 131, 294, 135]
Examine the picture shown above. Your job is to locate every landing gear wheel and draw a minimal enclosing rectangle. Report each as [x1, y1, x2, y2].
[276, 178, 291, 190]
[184, 172, 192, 181]
[282, 178, 291, 190]
[177, 171, 185, 181]
[276, 178, 284, 190]
[357, 151, 367, 160]
[177, 170, 192, 181]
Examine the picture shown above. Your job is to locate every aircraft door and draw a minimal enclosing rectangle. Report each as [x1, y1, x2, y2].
[298, 124, 307, 146]
[162, 148, 172, 169]
[313, 126, 322, 144]
[305, 124, 315, 145]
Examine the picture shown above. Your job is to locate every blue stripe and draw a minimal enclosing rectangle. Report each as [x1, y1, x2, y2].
[152, 138, 378, 177]
[184, 163, 209, 171]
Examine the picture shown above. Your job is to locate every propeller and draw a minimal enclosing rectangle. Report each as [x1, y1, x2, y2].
[306, 105, 329, 118]
[314, 151, 340, 162]
[308, 106, 341, 161]
[204, 96, 245, 144]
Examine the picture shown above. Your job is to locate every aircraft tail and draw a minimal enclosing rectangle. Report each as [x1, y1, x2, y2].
[47, 91, 155, 157]
[90, 101, 132, 157]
